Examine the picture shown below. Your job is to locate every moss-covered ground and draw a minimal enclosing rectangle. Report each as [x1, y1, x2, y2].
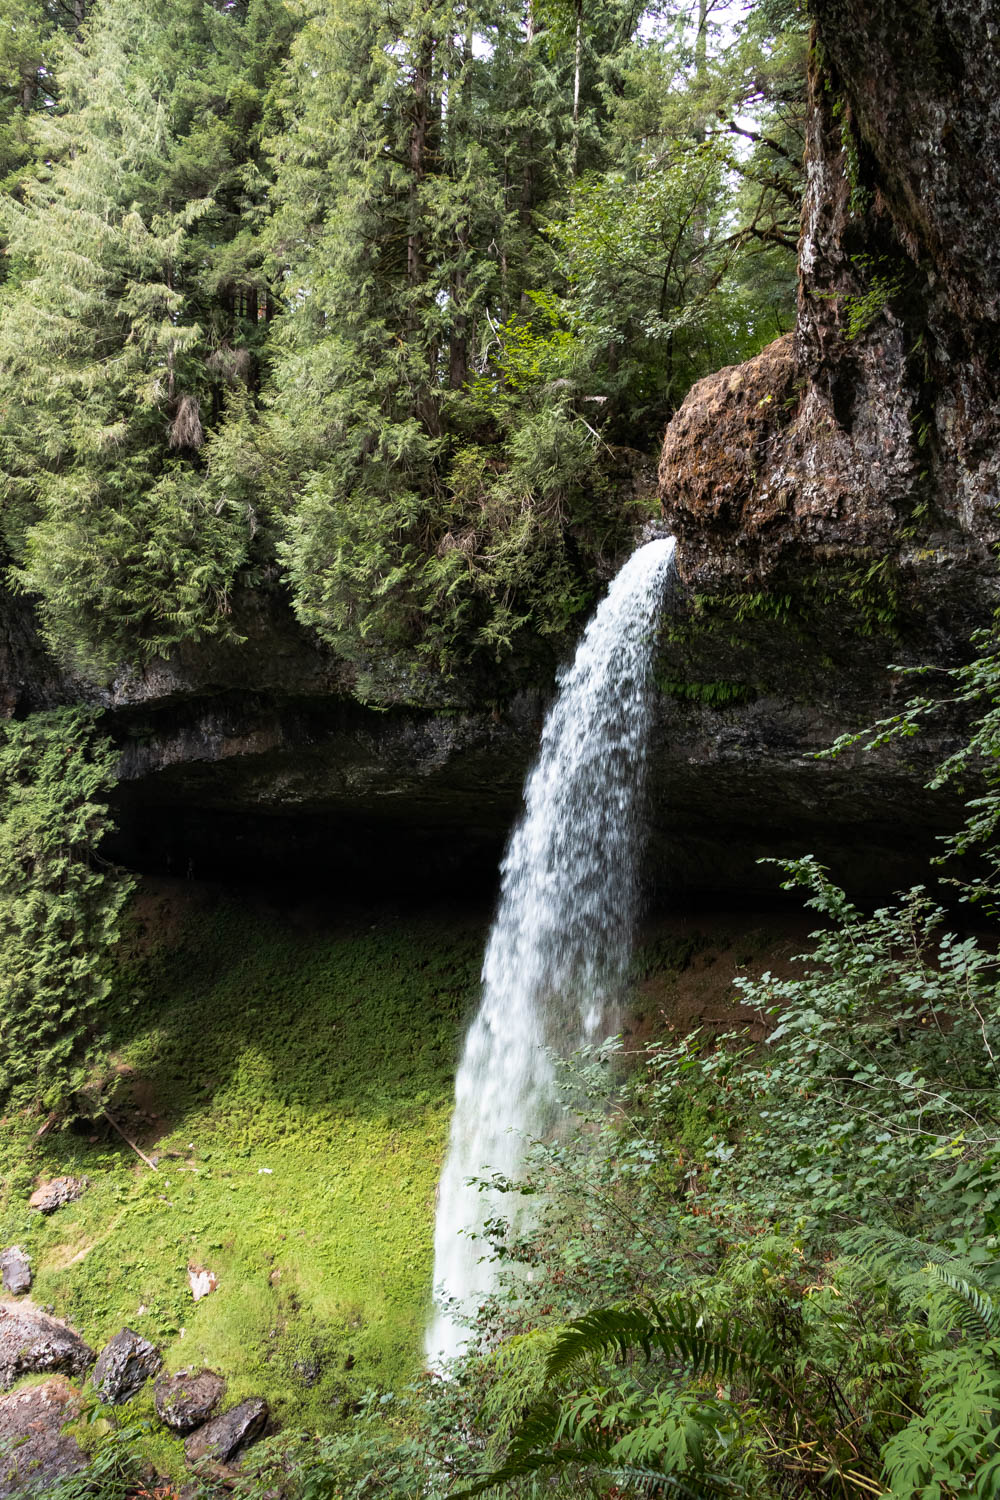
[0, 882, 805, 1485]
[0, 881, 485, 1479]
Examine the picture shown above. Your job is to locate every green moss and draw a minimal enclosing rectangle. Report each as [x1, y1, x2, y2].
[832, 95, 872, 218]
[0, 886, 484, 1479]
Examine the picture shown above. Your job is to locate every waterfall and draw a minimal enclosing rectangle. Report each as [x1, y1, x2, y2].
[426, 537, 676, 1365]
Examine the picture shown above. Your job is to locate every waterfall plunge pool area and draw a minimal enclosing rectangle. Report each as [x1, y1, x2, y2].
[0, 875, 815, 1484]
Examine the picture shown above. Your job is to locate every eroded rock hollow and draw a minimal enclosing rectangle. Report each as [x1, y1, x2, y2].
[1, 0, 996, 899]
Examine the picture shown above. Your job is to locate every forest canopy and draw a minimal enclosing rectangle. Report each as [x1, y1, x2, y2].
[0, 0, 805, 684]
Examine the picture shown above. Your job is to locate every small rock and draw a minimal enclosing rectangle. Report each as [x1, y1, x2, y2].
[155, 1369, 226, 1433]
[184, 1397, 269, 1466]
[92, 1327, 162, 1404]
[187, 1264, 218, 1301]
[0, 1301, 94, 1391]
[0, 1248, 30, 1296]
[292, 1357, 320, 1387]
[0, 1377, 86, 1497]
[28, 1177, 86, 1215]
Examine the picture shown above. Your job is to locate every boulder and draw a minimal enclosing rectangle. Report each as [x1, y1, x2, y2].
[184, 1397, 269, 1466]
[155, 1369, 226, 1433]
[0, 1249, 30, 1296]
[91, 1327, 162, 1404]
[0, 1378, 86, 1497]
[0, 1302, 94, 1390]
[28, 1178, 86, 1215]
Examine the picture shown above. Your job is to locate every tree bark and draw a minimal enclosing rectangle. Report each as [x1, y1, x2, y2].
[407, 28, 433, 291]
[521, 0, 537, 223]
[571, 0, 582, 177]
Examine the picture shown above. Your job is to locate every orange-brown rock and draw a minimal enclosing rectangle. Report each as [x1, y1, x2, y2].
[661, 3, 1000, 604]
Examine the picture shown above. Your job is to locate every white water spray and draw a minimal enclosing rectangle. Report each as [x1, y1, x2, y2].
[427, 537, 676, 1364]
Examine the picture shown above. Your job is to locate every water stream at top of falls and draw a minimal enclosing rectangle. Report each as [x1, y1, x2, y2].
[426, 536, 677, 1365]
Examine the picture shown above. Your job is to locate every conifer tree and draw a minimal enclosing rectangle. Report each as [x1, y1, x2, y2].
[0, 0, 802, 684]
[267, 0, 513, 677]
[0, 0, 294, 674]
[265, 0, 660, 681]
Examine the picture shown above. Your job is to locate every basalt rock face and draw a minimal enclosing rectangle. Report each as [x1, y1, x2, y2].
[648, 1, 1000, 894]
[105, 665, 549, 894]
[660, 9, 1000, 598]
[91, 1328, 162, 1405]
[4, 1, 999, 900]
[0, 1302, 94, 1390]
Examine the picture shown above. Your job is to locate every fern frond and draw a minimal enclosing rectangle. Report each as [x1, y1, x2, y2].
[925, 1264, 1000, 1340]
[505, 1394, 562, 1460]
[842, 1224, 940, 1270]
[545, 1301, 783, 1397]
[607, 1463, 746, 1496]
[451, 1445, 736, 1499]
[546, 1305, 670, 1373]
[842, 1227, 1000, 1332]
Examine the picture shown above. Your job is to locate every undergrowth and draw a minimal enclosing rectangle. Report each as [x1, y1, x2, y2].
[0, 886, 484, 1481]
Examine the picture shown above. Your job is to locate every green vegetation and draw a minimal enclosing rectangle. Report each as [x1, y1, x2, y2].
[0, 0, 292, 674]
[5, 2, 1000, 1497]
[0, 708, 132, 1106]
[656, 552, 907, 714]
[0, 889, 484, 1482]
[0, 0, 805, 683]
[451, 861, 1000, 1498]
[44, 628, 986, 1499]
[657, 677, 757, 706]
[190, 863, 1000, 1498]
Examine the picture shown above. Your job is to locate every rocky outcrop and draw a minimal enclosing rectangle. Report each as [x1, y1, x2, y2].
[0, 1250, 30, 1297]
[643, 0, 1000, 893]
[183, 1396, 269, 1466]
[155, 1369, 226, 1433]
[661, 1, 1000, 604]
[91, 1328, 162, 1404]
[0, 1302, 94, 1390]
[28, 1178, 87, 1216]
[1, 0, 996, 901]
[0, 1379, 86, 1497]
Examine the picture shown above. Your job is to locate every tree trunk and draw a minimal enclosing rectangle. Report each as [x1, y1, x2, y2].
[521, 0, 537, 224]
[571, 0, 582, 177]
[407, 29, 433, 292]
[449, 22, 473, 391]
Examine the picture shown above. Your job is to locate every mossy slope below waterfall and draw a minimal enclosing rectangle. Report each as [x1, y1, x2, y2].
[0, 883, 807, 1485]
[0, 882, 484, 1458]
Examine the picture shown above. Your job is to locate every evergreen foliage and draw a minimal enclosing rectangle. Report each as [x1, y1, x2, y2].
[0, 707, 132, 1105]
[0, 0, 293, 673]
[0, 0, 802, 683]
[0, 0, 83, 200]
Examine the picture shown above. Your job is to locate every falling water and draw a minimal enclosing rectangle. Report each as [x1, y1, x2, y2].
[426, 536, 676, 1365]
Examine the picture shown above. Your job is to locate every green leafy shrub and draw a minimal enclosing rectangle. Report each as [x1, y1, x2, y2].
[0, 707, 133, 1105]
